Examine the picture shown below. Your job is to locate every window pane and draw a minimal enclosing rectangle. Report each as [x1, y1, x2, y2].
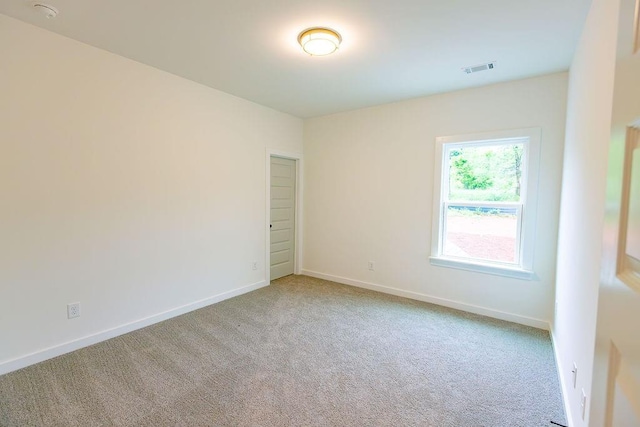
[448, 143, 524, 202]
[443, 206, 518, 264]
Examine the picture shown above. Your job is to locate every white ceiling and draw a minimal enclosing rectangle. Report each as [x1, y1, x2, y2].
[0, 0, 591, 118]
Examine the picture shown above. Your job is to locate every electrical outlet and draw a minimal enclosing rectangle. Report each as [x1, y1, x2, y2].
[252, 261, 258, 271]
[368, 261, 374, 271]
[572, 363, 578, 388]
[67, 302, 81, 319]
[581, 388, 587, 420]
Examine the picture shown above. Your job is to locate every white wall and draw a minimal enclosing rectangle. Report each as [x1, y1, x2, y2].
[552, 0, 620, 423]
[303, 73, 568, 328]
[0, 15, 302, 374]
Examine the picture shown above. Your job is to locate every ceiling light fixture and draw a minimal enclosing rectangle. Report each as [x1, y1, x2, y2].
[298, 27, 342, 56]
[32, 3, 59, 19]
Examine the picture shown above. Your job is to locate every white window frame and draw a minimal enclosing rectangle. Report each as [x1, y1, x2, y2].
[430, 128, 541, 280]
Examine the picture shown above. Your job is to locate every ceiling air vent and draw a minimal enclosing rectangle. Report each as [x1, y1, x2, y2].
[463, 61, 496, 74]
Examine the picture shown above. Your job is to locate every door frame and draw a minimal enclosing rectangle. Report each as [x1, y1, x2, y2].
[265, 149, 303, 283]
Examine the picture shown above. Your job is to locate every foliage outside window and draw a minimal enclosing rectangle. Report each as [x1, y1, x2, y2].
[431, 128, 541, 279]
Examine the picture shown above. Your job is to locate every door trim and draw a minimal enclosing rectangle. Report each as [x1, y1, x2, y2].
[266, 149, 303, 283]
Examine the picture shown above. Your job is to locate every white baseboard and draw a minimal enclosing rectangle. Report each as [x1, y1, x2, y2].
[550, 326, 574, 427]
[301, 269, 549, 330]
[0, 280, 268, 376]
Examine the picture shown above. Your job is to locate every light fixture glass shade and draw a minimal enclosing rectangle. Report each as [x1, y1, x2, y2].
[33, 3, 59, 19]
[298, 28, 342, 56]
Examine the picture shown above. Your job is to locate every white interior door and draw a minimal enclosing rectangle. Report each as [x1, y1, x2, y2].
[591, 0, 640, 424]
[270, 156, 296, 280]
[596, 123, 640, 426]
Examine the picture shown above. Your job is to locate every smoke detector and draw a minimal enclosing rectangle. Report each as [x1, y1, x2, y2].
[32, 3, 59, 19]
[462, 61, 496, 74]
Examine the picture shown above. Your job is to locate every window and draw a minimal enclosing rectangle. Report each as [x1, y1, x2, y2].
[430, 128, 541, 279]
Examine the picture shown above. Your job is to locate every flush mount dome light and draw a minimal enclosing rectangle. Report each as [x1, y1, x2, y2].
[32, 3, 59, 19]
[298, 27, 342, 56]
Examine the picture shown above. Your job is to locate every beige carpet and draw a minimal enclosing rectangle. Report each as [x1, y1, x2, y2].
[0, 275, 567, 426]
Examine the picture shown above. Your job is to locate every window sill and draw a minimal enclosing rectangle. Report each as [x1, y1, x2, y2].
[429, 256, 535, 280]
